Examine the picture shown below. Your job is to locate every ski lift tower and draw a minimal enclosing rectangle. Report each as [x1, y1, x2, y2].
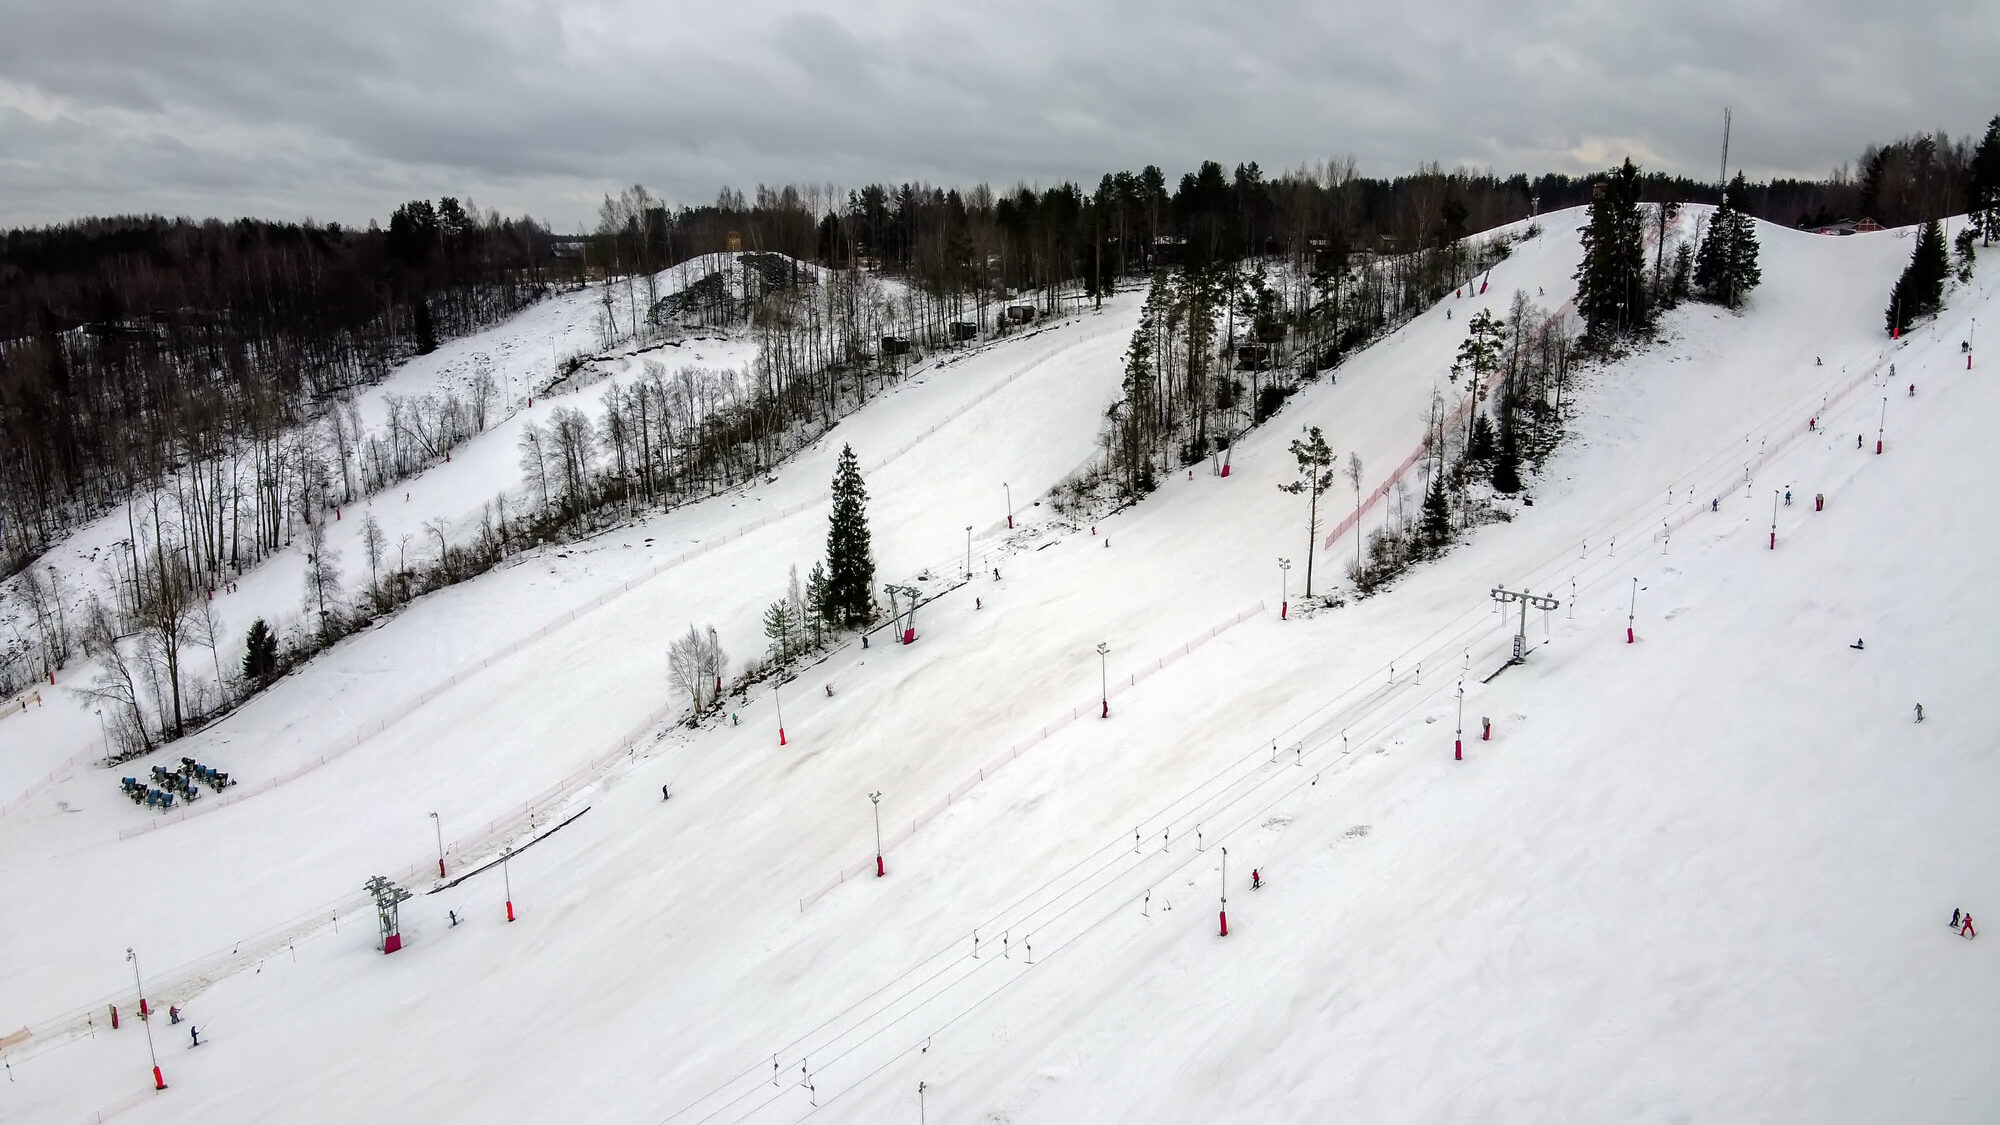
[1490, 585, 1561, 664]
[366, 875, 414, 954]
[884, 583, 922, 645]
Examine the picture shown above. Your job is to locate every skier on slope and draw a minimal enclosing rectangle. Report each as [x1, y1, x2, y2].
[189, 1026, 200, 1047]
[1953, 907, 1962, 929]
[1963, 914, 1977, 939]
[1915, 703, 1925, 723]
[1251, 869, 1263, 890]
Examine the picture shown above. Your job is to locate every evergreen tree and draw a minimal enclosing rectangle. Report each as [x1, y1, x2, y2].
[1278, 426, 1336, 596]
[1670, 242, 1695, 301]
[1693, 174, 1763, 310]
[241, 618, 279, 686]
[1573, 158, 1650, 342]
[824, 444, 876, 628]
[414, 297, 437, 355]
[1420, 473, 1454, 557]
[1467, 412, 1497, 462]
[1886, 219, 1950, 335]
[1491, 412, 1523, 494]
[806, 561, 834, 637]
[1972, 114, 2000, 247]
[763, 598, 798, 665]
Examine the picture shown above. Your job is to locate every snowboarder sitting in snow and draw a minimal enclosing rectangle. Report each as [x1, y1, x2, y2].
[1850, 638, 1865, 650]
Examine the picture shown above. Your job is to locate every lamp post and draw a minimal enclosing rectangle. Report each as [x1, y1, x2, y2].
[869, 791, 884, 877]
[964, 525, 973, 580]
[1096, 642, 1110, 719]
[775, 675, 787, 747]
[1454, 680, 1465, 761]
[96, 708, 108, 760]
[1278, 558, 1291, 620]
[1770, 490, 1780, 550]
[126, 947, 164, 1090]
[1627, 578, 1641, 644]
[502, 847, 515, 922]
[541, 334, 556, 406]
[1218, 846, 1229, 937]
[430, 811, 446, 879]
[1004, 482, 1013, 530]
[1877, 396, 1886, 455]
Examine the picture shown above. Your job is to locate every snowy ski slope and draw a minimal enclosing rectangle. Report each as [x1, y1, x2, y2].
[3, 210, 1997, 1123]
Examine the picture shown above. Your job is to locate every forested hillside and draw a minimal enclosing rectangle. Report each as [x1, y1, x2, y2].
[3, 124, 1992, 591]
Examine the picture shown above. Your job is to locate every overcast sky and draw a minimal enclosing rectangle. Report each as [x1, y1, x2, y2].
[2, 0, 1994, 230]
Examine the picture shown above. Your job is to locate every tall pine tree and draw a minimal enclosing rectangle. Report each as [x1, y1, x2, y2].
[825, 444, 876, 628]
[1693, 174, 1763, 310]
[1490, 411, 1523, 494]
[1420, 473, 1454, 557]
[1573, 158, 1651, 343]
[1972, 114, 2000, 247]
[1886, 219, 1950, 335]
[414, 297, 438, 355]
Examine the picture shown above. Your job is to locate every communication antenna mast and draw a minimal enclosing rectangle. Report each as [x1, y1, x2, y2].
[1719, 107, 1733, 188]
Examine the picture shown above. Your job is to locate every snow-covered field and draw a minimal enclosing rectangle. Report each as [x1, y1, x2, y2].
[3, 210, 1996, 1123]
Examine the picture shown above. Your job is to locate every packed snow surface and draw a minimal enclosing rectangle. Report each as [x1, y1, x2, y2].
[2, 211, 1997, 1123]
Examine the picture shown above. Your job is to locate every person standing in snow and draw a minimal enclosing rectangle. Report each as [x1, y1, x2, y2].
[1251, 869, 1262, 890]
[1915, 703, 1925, 723]
[189, 1026, 200, 1047]
[1963, 914, 1977, 939]
[1952, 907, 1961, 929]
[661, 783, 672, 801]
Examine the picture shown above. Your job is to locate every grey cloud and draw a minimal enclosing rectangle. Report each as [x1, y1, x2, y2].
[0, 0, 1993, 228]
